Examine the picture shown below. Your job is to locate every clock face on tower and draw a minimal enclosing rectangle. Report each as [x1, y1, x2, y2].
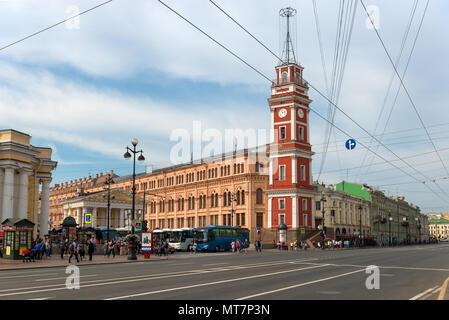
[278, 108, 287, 118]
[297, 108, 304, 118]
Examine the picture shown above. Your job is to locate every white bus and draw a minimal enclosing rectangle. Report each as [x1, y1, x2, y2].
[168, 228, 195, 251]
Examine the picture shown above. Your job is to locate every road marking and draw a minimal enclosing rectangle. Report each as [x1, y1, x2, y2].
[236, 269, 365, 300]
[0, 273, 58, 280]
[410, 286, 439, 300]
[35, 274, 98, 282]
[203, 263, 229, 266]
[0, 259, 319, 297]
[104, 265, 330, 300]
[438, 277, 449, 300]
[28, 297, 52, 300]
[300, 262, 449, 273]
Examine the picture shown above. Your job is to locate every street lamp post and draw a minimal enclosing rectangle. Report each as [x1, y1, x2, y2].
[104, 170, 114, 243]
[320, 192, 326, 248]
[124, 138, 145, 260]
[123, 138, 145, 234]
[388, 214, 393, 247]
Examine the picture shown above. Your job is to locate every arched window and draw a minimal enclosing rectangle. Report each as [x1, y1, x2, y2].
[228, 192, 232, 206]
[281, 71, 288, 83]
[223, 193, 227, 207]
[256, 188, 263, 204]
[203, 195, 206, 209]
[215, 168, 218, 177]
[236, 190, 241, 205]
[241, 190, 245, 205]
[215, 193, 218, 207]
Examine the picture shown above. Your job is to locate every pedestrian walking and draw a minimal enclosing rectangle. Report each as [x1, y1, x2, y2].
[68, 239, 79, 263]
[244, 239, 249, 254]
[231, 240, 235, 253]
[258, 239, 262, 252]
[103, 242, 109, 257]
[236, 240, 241, 253]
[78, 243, 85, 261]
[192, 241, 197, 254]
[109, 241, 116, 258]
[88, 239, 94, 261]
[45, 240, 51, 257]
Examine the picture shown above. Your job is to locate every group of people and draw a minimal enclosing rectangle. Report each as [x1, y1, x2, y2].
[60, 238, 96, 263]
[22, 238, 52, 262]
[231, 239, 249, 254]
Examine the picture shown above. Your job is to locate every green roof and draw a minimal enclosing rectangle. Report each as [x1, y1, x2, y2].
[429, 218, 449, 225]
[335, 181, 371, 201]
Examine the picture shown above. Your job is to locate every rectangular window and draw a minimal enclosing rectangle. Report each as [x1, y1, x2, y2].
[279, 165, 286, 181]
[315, 201, 321, 210]
[300, 165, 306, 181]
[302, 199, 307, 210]
[279, 214, 285, 225]
[280, 126, 286, 140]
[299, 127, 304, 140]
[279, 199, 285, 210]
[303, 214, 308, 226]
[241, 213, 245, 226]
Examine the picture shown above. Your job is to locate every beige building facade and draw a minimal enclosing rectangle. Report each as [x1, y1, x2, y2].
[0, 129, 57, 236]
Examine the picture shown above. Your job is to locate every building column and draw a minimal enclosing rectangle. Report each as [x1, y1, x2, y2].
[267, 197, 272, 229]
[17, 170, 30, 220]
[120, 209, 124, 228]
[2, 167, 15, 220]
[77, 208, 82, 227]
[291, 157, 297, 184]
[39, 179, 51, 236]
[33, 179, 40, 237]
[292, 196, 298, 229]
[92, 207, 97, 228]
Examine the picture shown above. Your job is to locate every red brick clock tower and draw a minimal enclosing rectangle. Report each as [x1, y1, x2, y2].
[266, 62, 315, 232]
[266, 7, 315, 233]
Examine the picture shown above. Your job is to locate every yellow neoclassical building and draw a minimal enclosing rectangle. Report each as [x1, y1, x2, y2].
[0, 129, 57, 237]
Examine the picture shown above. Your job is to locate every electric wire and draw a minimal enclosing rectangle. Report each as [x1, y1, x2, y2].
[359, 0, 448, 178]
[157, 0, 449, 206]
[0, 0, 114, 52]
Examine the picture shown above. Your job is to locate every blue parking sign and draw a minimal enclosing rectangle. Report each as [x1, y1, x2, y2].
[84, 213, 92, 224]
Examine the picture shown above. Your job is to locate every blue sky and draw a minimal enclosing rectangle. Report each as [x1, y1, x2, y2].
[1, 0, 449, 212]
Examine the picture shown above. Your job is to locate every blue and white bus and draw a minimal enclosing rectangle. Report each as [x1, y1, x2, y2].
[193, 225, 250, 252]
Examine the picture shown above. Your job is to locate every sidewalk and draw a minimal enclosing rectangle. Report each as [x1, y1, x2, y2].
[0, 253, 166, 271]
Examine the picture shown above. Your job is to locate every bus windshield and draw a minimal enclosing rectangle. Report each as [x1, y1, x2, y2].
[193, 229, 208, 243]
[169, 231, 181, 243]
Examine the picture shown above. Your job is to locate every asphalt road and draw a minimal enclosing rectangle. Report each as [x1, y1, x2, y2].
[0, 244, 448, 300]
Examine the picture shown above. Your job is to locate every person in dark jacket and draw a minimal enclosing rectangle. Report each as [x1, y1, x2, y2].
[88, 239, 95, 261]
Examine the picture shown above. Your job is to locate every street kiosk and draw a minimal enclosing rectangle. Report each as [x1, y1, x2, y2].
[1, 218, 35, 260]
[61, 216, 78, 243]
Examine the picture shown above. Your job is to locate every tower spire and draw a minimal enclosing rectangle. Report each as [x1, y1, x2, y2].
[279, 7, 297, 65]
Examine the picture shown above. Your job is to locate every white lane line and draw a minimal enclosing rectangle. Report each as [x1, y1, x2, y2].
[0, 273, 59, 280]
[0, 259, 317, 296]
[35, 274, 98, 282]
[410, 286, 439, 300]
[28, 297, 53, 300]
[203, 263, 229, 266]
[104, 265, 330, 300]
[299, 262, 449, 273]
[433, 286, 442, 294]
[236, 269, 366, 300]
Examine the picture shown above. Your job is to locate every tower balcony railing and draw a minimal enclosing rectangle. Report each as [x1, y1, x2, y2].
[272, 77, 308, 88]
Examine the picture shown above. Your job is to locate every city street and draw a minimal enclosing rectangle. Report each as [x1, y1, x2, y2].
[0, 244, 448, 300]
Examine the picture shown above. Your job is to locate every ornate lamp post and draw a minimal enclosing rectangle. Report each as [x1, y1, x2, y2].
[104, 170, 114, 242]
[123, 138, 145, 260]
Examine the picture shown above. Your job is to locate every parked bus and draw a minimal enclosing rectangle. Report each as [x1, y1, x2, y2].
[194, 225, 250, 252]
[168, 228, 195, 251]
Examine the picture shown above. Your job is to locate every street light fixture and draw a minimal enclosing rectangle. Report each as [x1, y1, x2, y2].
[388, 213, 393, 247]
[123, 138, 145, 260]
[358, 205, 363, 247]
[104, 170, 114, 243]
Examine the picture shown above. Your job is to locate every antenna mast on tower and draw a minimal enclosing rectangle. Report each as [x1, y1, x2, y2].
[279, 7, 297, 65]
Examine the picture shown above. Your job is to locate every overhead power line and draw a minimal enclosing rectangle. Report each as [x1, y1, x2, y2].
[0, 0, 114, 52]
[359, 0, 447, 178]
[157, 0, 449, 207]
